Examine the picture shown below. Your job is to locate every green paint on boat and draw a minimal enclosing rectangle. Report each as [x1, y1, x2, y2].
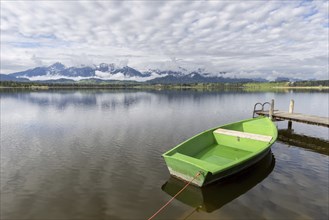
[162, 116, 278, 187]
[162, 151, 275, 212]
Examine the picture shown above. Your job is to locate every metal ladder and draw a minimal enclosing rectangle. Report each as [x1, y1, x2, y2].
[252, 102, 271, 118]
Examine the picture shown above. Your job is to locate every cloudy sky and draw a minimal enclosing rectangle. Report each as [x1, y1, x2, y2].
[1, 0, 328, 79]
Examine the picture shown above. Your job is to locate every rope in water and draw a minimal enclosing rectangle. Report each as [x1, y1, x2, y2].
[147, 172, 201, 220]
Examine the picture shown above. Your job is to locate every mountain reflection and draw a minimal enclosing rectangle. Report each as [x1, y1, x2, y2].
[162, 151, 275, 213]
[0, 90, 247, 111]
[0, 90, 154, 110]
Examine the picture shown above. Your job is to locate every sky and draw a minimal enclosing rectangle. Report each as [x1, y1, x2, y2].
[1, 0, 328, 80]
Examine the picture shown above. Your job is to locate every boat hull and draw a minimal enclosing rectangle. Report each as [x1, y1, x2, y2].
[165, 148, 271, 187]
[163, 117, 277, 187]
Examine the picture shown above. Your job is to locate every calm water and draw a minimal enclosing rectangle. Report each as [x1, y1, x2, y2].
[1, 89, 328, 220]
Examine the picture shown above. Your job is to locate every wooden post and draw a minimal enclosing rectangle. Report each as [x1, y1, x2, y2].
[269, 99, 274, 120]
[289, 99, 294, 114]
[288, 99, 294, 130]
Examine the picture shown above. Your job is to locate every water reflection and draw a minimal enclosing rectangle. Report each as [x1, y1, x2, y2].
[1, 89, 328, 117]
[278, 129, 329, 155]
[0, 90, 151, 110]
[1, 89, 328, 219]
[162, 151, 275, 213]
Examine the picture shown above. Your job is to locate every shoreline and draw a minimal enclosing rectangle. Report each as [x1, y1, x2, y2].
[1, 80, 328, 91]
[272, 86, 329, 89]
[1, 85, 328, 90]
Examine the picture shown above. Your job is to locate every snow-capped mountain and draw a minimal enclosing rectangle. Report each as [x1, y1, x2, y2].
[4, 62, 267, 83]
[10, 62, 158, 82]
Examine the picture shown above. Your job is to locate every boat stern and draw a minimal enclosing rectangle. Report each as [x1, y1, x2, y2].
[163, 156, 208, 187]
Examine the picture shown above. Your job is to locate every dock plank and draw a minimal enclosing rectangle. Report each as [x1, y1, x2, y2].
[256, 110, 329, 127]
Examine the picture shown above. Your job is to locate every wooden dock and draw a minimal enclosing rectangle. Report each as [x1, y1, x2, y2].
[253, 99, 329, 128]
[256, 110, 329, 127]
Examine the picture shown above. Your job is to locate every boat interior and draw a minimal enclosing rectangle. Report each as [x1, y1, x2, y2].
[167, 118, 275, 170]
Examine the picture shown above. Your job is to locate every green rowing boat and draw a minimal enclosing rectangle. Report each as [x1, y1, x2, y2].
[162, 116, 277, 187]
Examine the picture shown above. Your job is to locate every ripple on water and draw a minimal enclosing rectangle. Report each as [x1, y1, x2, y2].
[1, 90, 328, 220]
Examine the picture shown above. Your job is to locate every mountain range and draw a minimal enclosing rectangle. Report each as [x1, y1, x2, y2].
[1, 62, 273, 84]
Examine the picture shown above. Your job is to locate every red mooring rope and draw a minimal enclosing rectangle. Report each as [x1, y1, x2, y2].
[147, 172, 201, 220]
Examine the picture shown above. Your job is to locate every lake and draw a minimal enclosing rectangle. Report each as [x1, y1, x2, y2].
[1, 89, 328, 219]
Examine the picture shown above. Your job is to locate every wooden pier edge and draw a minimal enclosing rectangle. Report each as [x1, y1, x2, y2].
[254, 99, 329, 128]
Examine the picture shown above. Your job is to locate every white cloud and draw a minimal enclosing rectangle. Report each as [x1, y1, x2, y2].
[31, 54, 43, 66]
[94, 71, 163, 82]
[70, 53, 94, 67]
[1, 0, 328, 79]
